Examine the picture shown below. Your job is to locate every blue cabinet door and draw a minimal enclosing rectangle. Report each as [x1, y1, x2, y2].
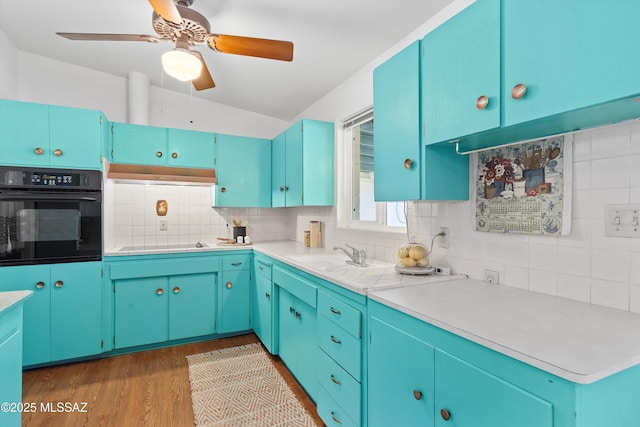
[0, 100, 50, 167]
[218, 269, 250, 333]
[368, 315, 435, 427]
[278, 288, 297, 368]
[215, 134, 271, 207]
[373, 41, 421, 201]
[422, 0, 500, 144]
[169, 273, 217, 340]
[284, 122, 304, 207]
[0, 265, 51, 365]
[166, 128, 215, 169]
[434, 349, 553, 427]
[114, 277, 168, 348]
[252, 259, 275, 353]
[0, 305, 22, 427]
[503, 0, 640, 126]
[50, 262, 102, 361]
[301, 120, 334, 206]
[111, 122, 167, 165]
[271, 131, 286, 207]
[294, 295, 317, 400]
[49, 105, 103, 170]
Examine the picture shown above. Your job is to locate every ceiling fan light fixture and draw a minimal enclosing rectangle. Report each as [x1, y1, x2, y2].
[161, 48, 202, 81]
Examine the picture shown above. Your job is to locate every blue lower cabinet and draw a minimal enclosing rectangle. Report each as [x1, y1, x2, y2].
[0, 304, 24, 427]
[218, 267, 251, 334]
[0, 262, 102, 366]
[316, 385, 359, 427]
[252, 256, 276, 353]
[317, 350, 361, 425]
[170, 273, 217, 340]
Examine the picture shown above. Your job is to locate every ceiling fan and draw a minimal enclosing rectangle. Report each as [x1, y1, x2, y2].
[56, 0, 294, 91]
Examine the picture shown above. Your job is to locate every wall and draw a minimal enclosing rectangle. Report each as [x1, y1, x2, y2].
[0, 29, 18, 99]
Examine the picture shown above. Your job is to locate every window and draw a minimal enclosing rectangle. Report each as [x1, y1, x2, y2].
[337, 108, 406, 230]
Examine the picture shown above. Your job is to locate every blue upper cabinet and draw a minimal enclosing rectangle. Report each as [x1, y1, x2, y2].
[422, 0, 500, 145]
[373, 41, 421, 202]
[502, 0, 640, 126]
[0, 100, 104, 170]
[215, 134, 271, 207]
[373, 42, 469, 201]
[271, 119, 334, 207]
[111, 123, 215, 169]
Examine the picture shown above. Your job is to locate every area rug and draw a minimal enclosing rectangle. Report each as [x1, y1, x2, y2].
[186, 343, 320, 427]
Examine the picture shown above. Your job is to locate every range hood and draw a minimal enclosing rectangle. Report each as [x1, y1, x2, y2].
[107, 163, 217, 185]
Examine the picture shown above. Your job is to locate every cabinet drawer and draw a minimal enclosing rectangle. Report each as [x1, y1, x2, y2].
[318, 290, 361, 339]
[318, 317, 361, 381]
[318, 350, 361, 424]
[223, 254, 251, 271]
[316, 384, 359, 427]
[254, 257, 272, 280]
[273, 267, 317, 308]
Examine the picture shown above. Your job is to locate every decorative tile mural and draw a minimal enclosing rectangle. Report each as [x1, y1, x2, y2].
[475, 135, 572, 235]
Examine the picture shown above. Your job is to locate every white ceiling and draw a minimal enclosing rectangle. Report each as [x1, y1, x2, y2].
[0, 0, 451, 121]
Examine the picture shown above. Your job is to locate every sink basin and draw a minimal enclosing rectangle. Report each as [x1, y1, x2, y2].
[286, 254, 389, 271]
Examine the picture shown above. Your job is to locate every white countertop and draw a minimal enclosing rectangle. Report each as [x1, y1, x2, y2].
[253, 241, 464, 295]
[104, 242, 251, 256]
[370, 278, 640, 384]
[0, 290, 33, 314]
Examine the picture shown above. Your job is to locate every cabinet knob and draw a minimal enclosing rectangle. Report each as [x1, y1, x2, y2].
[265, 292, 270, 299]
[279, 186, 284, 192]
[34, 147, 44, 155]
[156, 288, 164, 296]
[413, 389, 423, 400]
[404, 158, 413, 169]
[173, 286, 180, 294]
[171, 152, 178, 159]
[475, 95, 489, 110]
[440, 408, 451, 421]
[53, 149, 63, 156]
[35, 281, 45, 289]
[330, 411, 343, 424]
[329, 307, 341, 315]
[330, 374, 342, 385]
[220, 187, 227, 193]
[511, 83, 527, 100]
[284, 186, 289, 191]
[226, 281, 233, 289]
[290, 306, 295, 313]
[295, 311, 301, 319]
[156, 151, 163, 157]
[330, 335, 342, 345]
[54, 280, 64, 288]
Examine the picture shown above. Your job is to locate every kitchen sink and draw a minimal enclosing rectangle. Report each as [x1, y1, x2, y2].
[286, 254, 389, 271]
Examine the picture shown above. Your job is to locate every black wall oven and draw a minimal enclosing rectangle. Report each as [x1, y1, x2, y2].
[0, 166, 102, 266]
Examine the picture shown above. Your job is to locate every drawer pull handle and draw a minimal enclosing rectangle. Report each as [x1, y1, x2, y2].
[173, 287, 180, 294]
[511, 83, 527, 100]
[226, 281, 233, 289]
[54, 280, 64, 288]
[231, 262, 242, 266]
[475, 95, 489, 110]
[413, 389, 423, 400]
[35, 281, 45, 289]
[34, 147, 44, 155]
[265, 292, 270, 299]
[156, 288, 164, 296]
[330, 374, 341, 385]
[440, 408, 451, 421]
[53, 149, 63, 156]
[295, 311, 301, 319]
[330, 411, 343, 424]
[258, 265, 264, 270]
[330, 335, 342, 345]
[329, 307, 341, 315]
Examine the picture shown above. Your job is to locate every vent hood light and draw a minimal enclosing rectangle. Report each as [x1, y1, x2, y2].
[107, 163, 216, 186]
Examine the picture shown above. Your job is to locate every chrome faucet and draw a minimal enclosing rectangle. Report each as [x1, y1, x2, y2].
[333, 244, 367, 267]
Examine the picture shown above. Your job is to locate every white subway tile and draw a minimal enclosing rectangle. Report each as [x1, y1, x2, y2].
[591, 123, 630, 159]
[557, 247, 590, 277]
[572, 161, 591, 190]
[591, 279, 629, 311]
[504, 266, 529, 290]
[590, 157, 630, 190]
[529, 269, 558, 296]
[557, 274, 590, 303]
[590, 249, 630, 283]
[572, 130, 591, 161]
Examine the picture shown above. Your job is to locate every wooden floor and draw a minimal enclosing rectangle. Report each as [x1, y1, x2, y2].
[22, 333, 324, 427]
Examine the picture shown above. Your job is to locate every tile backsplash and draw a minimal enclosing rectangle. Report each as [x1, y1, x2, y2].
[104, 182, 290, 249]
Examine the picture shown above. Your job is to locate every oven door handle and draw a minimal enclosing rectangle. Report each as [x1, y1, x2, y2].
[0, 192, 100, 202]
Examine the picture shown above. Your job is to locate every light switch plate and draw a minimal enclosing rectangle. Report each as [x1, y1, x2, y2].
[605, 204, 640, 237]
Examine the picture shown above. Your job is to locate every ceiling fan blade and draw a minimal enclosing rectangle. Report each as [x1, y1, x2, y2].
[148, 0, 183, 29]
[57, 33, 162, 43]
[191, 51, 215, 91]
[207, 34, 294, 62]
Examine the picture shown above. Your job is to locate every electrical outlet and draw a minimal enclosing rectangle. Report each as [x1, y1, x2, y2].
[439, 227, 449, 249]
[485, 269, 499, 284]
[159, 220, 168, 231]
